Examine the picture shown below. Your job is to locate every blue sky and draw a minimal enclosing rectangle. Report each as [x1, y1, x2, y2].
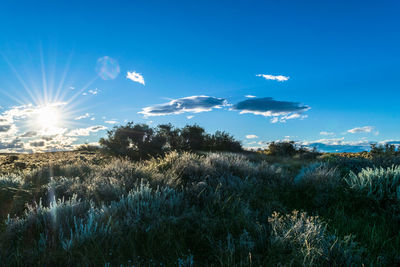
[0, 0, 399, 152]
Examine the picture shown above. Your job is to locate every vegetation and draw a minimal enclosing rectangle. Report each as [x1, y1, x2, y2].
[99, 123, 242, 160]
[0, 125, 399, 266]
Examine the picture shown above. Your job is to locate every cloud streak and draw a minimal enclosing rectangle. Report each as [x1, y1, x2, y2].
[320, 131, 335, 136]
[67, 125, 107, 137]
[347, 126, 374, 134]
[139, 95, 228, 117]
[74, 113, 91, 120]
[256, 74, 289, 82]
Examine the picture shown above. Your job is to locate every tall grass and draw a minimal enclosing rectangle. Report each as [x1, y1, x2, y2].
[0, 151, 398, 265]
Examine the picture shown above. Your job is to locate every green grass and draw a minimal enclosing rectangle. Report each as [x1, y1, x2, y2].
[0, 151, 399, 266]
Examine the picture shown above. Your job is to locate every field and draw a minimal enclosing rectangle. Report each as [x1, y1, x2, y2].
[0, 150, 399, 266]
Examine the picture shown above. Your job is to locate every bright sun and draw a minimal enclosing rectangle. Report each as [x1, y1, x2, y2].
[36, 105, 61, 132]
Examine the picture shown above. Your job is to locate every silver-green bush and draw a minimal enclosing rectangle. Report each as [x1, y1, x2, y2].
[346, 165, 400, 202]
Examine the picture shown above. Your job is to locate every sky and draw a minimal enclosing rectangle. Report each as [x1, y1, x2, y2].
[0, 0, 399, 153]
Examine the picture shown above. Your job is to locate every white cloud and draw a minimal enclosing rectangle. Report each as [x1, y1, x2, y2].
[67, 125, 107, 137]
[347, 126, 374, 134]
[270, 117, 279, 123]
[0, 103, 108, 153]
[74, 113, 91, 120]
[245, 95, 256, 98]
[127, 71, 145, 85]
[320, 131, 335, 136]
[88, 88, 99, 95]
[20, 131, 37, 138]
[105, 120, 118, 124]
[271, 113, 308, 123]
[186, 116, 194, 119]
[256, 74, 289, 82]
[245, 134, 258, 139]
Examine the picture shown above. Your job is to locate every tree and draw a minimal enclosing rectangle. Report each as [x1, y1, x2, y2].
[99, 122, 243, 159]
[99, 122, 163, 160]
[156, 123, 182, 151]
[267, 141, 297, 156]
[206, 131, 242, 152]
[181, 125, 206, 151]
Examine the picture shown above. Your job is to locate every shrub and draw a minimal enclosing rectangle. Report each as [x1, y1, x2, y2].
[99, 122, 165, 160]
[262, 141, 319, 159]
[74, 143, 100, 152]
[99, 123, 242, 160]
[268, 210, 364, 266]
[205, 131, 242, 152]
[345, 166, 400, 203]
[294, 162, 341, 190]
[2, 150, 398, 265]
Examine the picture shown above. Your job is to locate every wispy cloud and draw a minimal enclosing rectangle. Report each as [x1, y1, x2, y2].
[0, 125, 11, 132]
[186, 116, 194, 119]
[245, 134, 258, 139]
[232, 97, 310, 123]
[29, 140, 45, 147]
[347, 126, 374, 134]
[105, 120, 118, 124]
[67, 125, 107, 137]
[89, 88, 99, 95]
[139, 95, 228, 117]
[20, 131, 37, 138]
[127, 71, 145, 85]
[74, 113, 91, 120]
[245, 95, 256, 98]
[0, 138, 24, 150]
[256, 74, 289, 82]
[320, 131, 335, 136]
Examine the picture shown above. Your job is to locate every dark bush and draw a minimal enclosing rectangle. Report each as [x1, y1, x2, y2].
[181, 124, 207, 151]
[99, 122, 242, 160]
[99, 122, 164, 160]
[205, 131, 242, 152]
[75, 143, 100, 152]
[264, 141, 319, 159]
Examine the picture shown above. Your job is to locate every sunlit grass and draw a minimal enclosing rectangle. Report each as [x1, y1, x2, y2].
[0, 151, 399, 265]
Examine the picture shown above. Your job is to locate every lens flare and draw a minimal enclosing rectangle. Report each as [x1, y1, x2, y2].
[95, 56, 120, 80]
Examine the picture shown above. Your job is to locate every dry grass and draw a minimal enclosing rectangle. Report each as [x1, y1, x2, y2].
[0, 151, 110, 174]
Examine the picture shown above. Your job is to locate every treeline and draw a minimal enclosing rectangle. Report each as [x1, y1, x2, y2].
[99, 122, 242, 160]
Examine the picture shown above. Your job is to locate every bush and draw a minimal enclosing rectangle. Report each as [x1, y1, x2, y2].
[293, 163, 341, 207]
[99, 122, 242, 160]
[74, 143, 100, 152]
[268, 210, 364, 266]
[295, 163, 340, 189]
[346, 166, 400, 203]
[262, 141, 319, 159]
[99, 122, 165, 160]
[205, 131, 242, 152]
[2, 150, 399, 265]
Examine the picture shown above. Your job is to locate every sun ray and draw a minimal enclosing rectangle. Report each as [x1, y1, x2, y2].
[39, 45, 49, 104]
[1, 53, 40, 105]
[66, 75, 98, 104]
[54, 52, 73, 102]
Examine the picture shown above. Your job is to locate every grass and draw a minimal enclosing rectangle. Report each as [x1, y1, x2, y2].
[0, 150, 399, 266]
